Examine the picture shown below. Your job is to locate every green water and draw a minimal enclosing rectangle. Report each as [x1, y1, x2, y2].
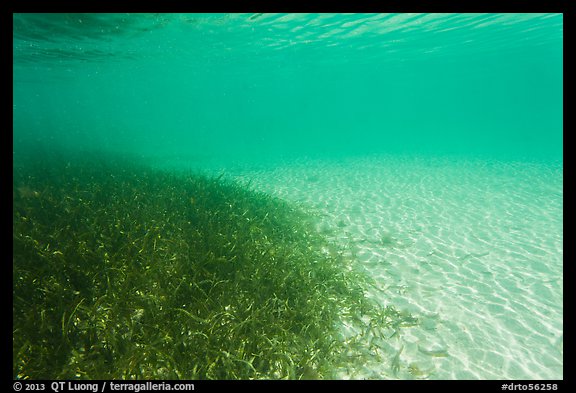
[13, 13, 563, 380]
[13, 13, 562, 164]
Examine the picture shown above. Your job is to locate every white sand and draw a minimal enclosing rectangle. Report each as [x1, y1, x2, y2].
[177, 154, 564, 379]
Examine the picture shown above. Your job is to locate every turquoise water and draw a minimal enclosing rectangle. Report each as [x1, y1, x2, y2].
[13, 13, 563, 380]
[13, 13, 562, 163]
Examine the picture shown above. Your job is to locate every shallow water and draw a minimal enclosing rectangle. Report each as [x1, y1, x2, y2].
[13, 13, 563, 379]
[218, 155, 563, 379]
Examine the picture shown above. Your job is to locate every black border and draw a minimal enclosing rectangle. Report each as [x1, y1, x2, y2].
[7, 0, 569, 390]
[5, 0, 571, 13]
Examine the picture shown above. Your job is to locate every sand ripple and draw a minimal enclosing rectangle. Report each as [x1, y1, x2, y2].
[216, 155, 563, 379]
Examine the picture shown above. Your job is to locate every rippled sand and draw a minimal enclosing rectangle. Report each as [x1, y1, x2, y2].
[190, 154, 563, 379]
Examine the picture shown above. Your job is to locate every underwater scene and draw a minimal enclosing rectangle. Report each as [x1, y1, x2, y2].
[13, 13, 563, 380]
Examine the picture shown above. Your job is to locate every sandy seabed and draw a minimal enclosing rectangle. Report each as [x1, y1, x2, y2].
[185, 153, 563, 380]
